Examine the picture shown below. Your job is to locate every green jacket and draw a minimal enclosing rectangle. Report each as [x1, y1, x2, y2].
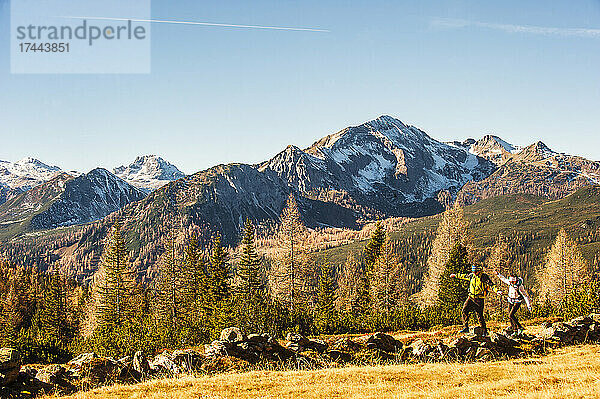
[456, 272, 498, 298]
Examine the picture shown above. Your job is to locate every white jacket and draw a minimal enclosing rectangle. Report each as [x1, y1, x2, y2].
[497, 273, 532, 309]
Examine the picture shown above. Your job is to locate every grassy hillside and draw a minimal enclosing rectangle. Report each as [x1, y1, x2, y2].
[61, 344, 600, 399]
[321, 186, 600, 267]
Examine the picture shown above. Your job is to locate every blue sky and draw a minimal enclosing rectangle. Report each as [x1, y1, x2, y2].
[0, 0, 599, 174]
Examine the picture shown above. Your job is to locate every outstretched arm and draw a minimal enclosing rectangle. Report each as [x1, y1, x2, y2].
[519, 286, 532, 310]
[496, 273, 510, 285]
[450, 273, 471, 281]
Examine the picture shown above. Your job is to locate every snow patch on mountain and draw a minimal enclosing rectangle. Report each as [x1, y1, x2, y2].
[114, 155, 186, 193]
[0, 157, 63, 190]
[260, 115, 495, 209]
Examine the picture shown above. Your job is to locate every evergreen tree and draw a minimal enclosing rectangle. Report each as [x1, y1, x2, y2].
[237, 220, 264, 296]
[315, 262, 337, 334]
[363, 221, 386, 271]
[233, 220, 271, 333]
[209, 234, 230, 304]
[355, 222, 386, 315]
[438, 244, 471, 310]
[37, 272, 69, 343]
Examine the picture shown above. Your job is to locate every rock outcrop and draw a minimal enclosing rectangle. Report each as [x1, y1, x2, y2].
[0, 348, 21, 386]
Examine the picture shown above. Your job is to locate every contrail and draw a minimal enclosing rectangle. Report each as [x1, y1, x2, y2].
[58, 16, 330, 33]
[431, 17, 600, 39]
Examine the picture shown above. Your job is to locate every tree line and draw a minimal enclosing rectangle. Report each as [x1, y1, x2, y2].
[1, 195, 599, 361]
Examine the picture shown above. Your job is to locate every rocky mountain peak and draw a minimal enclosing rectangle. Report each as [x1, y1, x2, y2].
[468, 135, 520, 165]
[0, 157, 63, 192]
[114, 155, 185, 193]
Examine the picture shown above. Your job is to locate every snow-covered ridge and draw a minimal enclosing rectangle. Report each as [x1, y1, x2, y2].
[113, 155, 186, 193]
[0, 157, 63, 190]
[260, 115, 495, 204]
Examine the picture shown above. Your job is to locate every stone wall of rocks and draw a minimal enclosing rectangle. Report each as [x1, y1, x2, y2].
[2, 314, 600, 397]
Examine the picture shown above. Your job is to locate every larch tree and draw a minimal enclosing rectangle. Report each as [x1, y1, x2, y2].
[272, 193, 309, 312]
[539, 229, 590, 306]
[335, 253, 361, 313]
[182, 234, 209, 327]
[486, 235, 512, 315]
[154, 229, 185, 339]
[417, 203, 469, 307]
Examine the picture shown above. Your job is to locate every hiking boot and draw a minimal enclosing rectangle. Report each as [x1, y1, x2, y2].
[459, 327, 469, 333]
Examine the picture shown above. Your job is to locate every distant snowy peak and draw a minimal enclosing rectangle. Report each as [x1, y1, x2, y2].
[114, 155, 186, 193]
[261, 115, 494, 204]
[0, 168, 146, 232]
[467, 135, 521, 165]
[0, 157, 63, 190]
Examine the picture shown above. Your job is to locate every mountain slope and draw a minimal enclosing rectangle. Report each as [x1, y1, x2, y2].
[0, 157, 64, 205]
[321, 185, 600, 279]
[114, 155, 186, 193]
[3, 116, 600, 281]
[0, 169, 144, 239]
[457, 141, 600, 205]
[259, 116, 494, 217]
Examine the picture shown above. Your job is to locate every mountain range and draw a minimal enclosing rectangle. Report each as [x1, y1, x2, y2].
[0, 115, 598, 280]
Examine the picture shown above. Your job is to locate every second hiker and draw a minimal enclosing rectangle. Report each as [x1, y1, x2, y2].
[493, 270, 532, 336]
[450, 265, 501, 335]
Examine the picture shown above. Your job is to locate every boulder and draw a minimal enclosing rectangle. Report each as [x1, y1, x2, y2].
[489, 332, 519, 349]
[79, 357, 119, 387]
[220, 327, 247, 343]
[205, 340, 231, 358]
[68, 352, 97, 368]
[35, 364, 77, 394]
[569, 316, 594, 327]
[409, 339, 431, 358]
[171, 349, 205, 372]
[365, 333, 401, 353]
[150, 352, 181, 376]
[286, 333, 328, 353]
[36, 364, 66, 384]
[332, 337, 363, 353]
[0, 348, 21, 386]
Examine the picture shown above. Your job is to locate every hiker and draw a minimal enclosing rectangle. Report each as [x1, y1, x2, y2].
[493, 270, 532, 336]
[450, 265, 501, 335]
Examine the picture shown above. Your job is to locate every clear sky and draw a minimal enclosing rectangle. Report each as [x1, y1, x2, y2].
[0, 0, 599, 174]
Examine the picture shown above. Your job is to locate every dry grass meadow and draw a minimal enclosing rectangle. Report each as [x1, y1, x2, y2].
[61, 344, 600, 399]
